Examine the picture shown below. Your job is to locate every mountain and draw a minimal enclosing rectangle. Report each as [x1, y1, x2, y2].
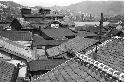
[49, 1, 124, 17]
[0, 1, 25, 22]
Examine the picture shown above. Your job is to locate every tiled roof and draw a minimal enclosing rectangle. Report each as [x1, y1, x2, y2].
[32, 38, 124, 82]
[33, 35, 68, 46]
[106, 28, 123, 37]
[25, 18, 49, 24]
[75, 25, 106, 33]
[88, 38, 124, 73]
[23, 14, 64, 18]
[76, 31, 97, 37]
[41, 28, 76, 39]
[29, 59, 67, 71]
[33, 57, 124, 82]
[47, 36, 98, 57]
[0, 36, 34, 61]
[0, 31, 32, 41]
[0, 59, 15, 82]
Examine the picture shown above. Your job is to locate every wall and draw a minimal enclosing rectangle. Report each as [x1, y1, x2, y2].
[0, 50, 11, 59]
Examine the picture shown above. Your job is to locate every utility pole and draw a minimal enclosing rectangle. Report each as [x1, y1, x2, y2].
[99, 13, 103, 42]
[93, 13, 104, 61]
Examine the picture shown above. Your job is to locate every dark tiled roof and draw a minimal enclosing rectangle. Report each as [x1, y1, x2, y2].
[0, 59, 15, 82]
[25, 18, 49, 24]
[47, 36, 98, 57]
[23, 14, 64, 18]
[75, 25, 106, 33]
[76, 31, 97, 37]
[29, 59, 67, 71]
[33, 35, 68, 46]
[106, 28, 123, 37]
[89, 38, 124, 73]
[0, 31, 32, 41]
[33, 57, 123, 82]
[61, 21, 75, 26]
[32, 38, 124, 82]
[41, 28, 76, 39]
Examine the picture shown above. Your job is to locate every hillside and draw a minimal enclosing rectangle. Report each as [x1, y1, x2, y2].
[0, 1, 24, 22]
[50, 1, 124, 17]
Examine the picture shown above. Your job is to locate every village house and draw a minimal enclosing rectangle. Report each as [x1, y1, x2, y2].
[0, 31, 33, 47]
[32, 34, 68, 59]
[21, 8, 64, 22]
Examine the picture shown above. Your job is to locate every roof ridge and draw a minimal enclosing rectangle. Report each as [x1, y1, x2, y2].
[32, 39, 112, 81]
[33, 37, 124, 82]
[0, 36, 35, 61]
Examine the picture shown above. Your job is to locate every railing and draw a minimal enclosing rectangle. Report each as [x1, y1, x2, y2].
[0, 36, 35, 61]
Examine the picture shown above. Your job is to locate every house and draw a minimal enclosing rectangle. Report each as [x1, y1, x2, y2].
[0, 58, 19, 82]
[28, 59, 67, 79]
[22, 12, 64, 22]
[0, 35, 36, 62]
[21, 8, 32, 18]
[75, 24, 106, 34]
[32, 35, 68, 59]
[40, 28, 76, 40]
[0, 31, 33, 47]
[39, 8, 51, 15]
[106, 28, 124, 37]
[44, 20, 68, 29]
[32, 55, 124, 82]
[46, 36, 98, 58]
[20, 7, 64, 21]
[76, 31, 97, 39]
[32, 39, 124, 82]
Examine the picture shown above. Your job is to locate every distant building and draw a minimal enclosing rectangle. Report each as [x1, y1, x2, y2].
[39, 8, 51, 15]
[21, 8, 32, 18]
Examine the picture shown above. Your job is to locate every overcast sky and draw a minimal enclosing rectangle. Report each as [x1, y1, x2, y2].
[0, 0, 124, 7]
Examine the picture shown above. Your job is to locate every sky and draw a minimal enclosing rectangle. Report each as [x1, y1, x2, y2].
[0, 0, 124, 7]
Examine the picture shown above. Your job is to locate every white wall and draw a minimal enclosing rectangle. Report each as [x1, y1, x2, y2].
[75, 22, 110, 27]
[0, 51, 11, 59]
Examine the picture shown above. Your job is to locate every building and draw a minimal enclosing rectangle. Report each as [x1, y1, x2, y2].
[39, 8, 51, 15]
[0, 31, 33, 47]
[40, 28, 76, 40]
[32, 35, 68, 59]
[28, 59, 67, 79]
[0, 58, 21, 82]
[31, 38, 124, 82]
[46, 36, 98, 58]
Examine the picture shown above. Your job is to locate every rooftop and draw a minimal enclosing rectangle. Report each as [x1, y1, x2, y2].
[33, 56, 123, 82]
[76, 31, 97, 37]
[33, 35, 68, 46]
[32, 38, 124, 82]
[41, 28, 76, 39]
[23, 14, 64, 18]
[29, 59, 67, 71]
[0, 58, 16, 82]
[89, 38, 124, 73]
[46, 36, 98, 57]
[0, 31, 32, 41]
